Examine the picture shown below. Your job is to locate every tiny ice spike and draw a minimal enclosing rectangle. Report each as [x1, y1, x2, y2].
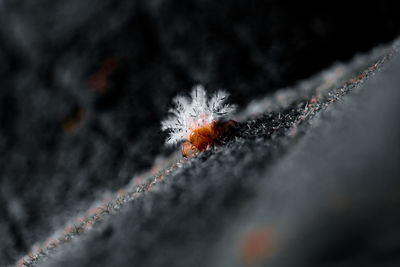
[161, 85, 236, 146]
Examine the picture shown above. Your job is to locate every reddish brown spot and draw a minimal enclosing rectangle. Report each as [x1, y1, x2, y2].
[62, 107, 86, 133]
[330, 194, 352, 212]
[240, 226, 277, 266]
[87, 56, 118, 93]
[87, 74, 107, 92]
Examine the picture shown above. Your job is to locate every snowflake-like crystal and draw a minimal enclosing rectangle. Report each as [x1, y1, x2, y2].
[161, 85, 236, 145]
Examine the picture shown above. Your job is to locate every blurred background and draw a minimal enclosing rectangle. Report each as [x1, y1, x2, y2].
[1, 0, 400, 265]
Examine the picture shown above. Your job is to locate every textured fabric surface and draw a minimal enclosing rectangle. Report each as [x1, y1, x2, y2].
[1, 1, 400, 266]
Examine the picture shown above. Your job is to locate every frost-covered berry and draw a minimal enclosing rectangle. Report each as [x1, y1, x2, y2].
[161, 85, 237, 157]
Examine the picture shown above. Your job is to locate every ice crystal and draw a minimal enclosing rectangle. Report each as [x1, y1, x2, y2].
[161, 85, 236, 145]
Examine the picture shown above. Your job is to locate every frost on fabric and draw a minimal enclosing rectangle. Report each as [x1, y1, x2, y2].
[161, 85, 236, 145]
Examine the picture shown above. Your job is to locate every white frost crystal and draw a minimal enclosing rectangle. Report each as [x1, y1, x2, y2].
[161, 85, 236, 145]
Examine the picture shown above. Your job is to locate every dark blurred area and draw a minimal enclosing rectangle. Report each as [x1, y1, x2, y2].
[0, 0, 400, 265]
